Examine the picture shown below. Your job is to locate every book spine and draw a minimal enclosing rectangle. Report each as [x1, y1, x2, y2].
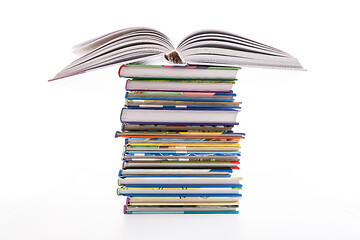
[125, 80, 129, 91]
[120, 108, 125, 123]
[118, 65, 125, 77]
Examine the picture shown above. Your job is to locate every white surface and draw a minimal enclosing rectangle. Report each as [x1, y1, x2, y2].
[1, 0, 360, 239]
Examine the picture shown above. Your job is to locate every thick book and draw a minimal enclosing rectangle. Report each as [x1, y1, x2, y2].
[127, 196, 241, 203]
[118, 177, 242, 185]
[117, 186, 241, 195]
[120, 108, 239, 125]
[125, 79, 234, 92]
[120, 65, 239, 80]
[121, 124, 234, 132]
[123, 205, 240, 214]
[119, 169, 233, 176]
[50, 27, 303, 80]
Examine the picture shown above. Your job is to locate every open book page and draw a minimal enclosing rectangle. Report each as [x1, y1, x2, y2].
[177, 30, 303, 70]
[52, 28, 174, 80]
[73, 27, 174, 56]
[177, 30, 289, 55]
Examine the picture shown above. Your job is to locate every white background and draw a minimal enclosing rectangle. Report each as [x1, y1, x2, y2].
[1, 0, 360, 239]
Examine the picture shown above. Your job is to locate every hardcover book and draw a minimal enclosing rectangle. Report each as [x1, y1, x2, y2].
[50, 27, 303, 81]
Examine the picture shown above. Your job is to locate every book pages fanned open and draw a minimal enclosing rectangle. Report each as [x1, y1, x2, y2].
[50, 27, 303, 81]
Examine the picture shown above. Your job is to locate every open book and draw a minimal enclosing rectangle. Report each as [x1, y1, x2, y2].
[51, 27, 303, 81]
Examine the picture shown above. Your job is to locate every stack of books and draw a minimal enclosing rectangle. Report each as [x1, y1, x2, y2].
[115, 64, 245, 214]
[49, 27, 303, 215]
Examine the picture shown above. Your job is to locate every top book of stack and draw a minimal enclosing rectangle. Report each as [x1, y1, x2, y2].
[50, 27, 304, 81]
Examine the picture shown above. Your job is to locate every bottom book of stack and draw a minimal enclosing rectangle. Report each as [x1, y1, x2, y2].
[124, 195, 242, 214]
